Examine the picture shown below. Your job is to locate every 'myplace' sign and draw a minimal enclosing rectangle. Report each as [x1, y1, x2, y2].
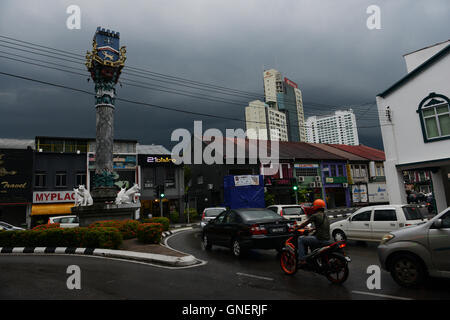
[33, 191, 75, 204]
[0, 148, 33, 204]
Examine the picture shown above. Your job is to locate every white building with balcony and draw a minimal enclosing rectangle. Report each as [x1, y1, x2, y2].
[305, 110, 359, 146]
[245, 100, 288, 141]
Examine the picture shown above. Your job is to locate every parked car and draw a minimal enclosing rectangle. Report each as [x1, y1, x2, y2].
[0, 221, 25, 231]
[200, 207, 227, 228]
[378, 207, 450, 287]
[48, 215, 79, 228]
[330, 205, 428, 242]
[266, 205, 307, 225]
[202, 208, 293, 257]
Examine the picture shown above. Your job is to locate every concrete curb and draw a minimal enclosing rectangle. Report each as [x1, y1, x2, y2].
[162, 225, 198, 238]
[0, 245, 199, 267]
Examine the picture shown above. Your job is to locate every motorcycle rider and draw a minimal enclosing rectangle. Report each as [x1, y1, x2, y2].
[296, 199, 330, 265]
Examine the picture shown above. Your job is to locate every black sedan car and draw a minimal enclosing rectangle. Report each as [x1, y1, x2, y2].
[201, 208, 293, 257]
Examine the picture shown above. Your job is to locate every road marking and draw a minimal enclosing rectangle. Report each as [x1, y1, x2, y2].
[351, 290, 413, 300]
[236, 272, 274, 281]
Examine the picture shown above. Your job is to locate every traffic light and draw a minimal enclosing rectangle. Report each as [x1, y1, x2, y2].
[159, 184, 165, 199]
[293, 185, 298, 191]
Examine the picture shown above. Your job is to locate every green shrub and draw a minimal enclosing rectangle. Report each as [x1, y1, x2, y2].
[137, 223, 163, 244]
[32, 223, 61, 230]
[184, 208, 198, 221]
[89, 220, 140, 240]
[169, 212, 180, 224]
[141, 217, 170, 231]
[0, 227, 122, 249]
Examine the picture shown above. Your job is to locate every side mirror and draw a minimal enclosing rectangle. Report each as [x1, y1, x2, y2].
[432, 219, 443, 229]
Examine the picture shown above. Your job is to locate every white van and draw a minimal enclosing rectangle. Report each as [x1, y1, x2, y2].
[330, 205, 428, 242]
[48, 215, 79, 228]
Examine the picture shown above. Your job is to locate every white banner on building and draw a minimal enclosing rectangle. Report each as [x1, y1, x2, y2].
[368, 183, 389, 203]
[234, 175, 260, 187]
[352, 184, 368, 203]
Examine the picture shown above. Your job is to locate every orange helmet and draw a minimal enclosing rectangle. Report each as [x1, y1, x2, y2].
[313, 199, 326, 211]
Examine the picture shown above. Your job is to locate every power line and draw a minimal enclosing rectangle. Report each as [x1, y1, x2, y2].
[0, 70, 388, 131]
[0, 35, 379, 116]
[0, 51, 383, 120]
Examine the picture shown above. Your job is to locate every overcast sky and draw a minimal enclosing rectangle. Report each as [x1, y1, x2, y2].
[1, 0, 449, 150]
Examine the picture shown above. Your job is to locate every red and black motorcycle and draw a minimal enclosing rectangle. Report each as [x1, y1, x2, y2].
[280, 227, 351, 284]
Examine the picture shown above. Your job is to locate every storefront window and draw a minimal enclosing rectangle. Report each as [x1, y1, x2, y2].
[337, 165, 344, 177]
[331, 165, 337, 177]
[35, 172, 47, 188]
[165, 167, 176, 188]
[55, 171, 67, 187]
[76, 173, 86, 186]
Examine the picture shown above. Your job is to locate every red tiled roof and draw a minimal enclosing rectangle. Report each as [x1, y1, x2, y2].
[204, 137, 346, 160]
[326, 144, 385, 161]
[200, 136, 385, 161]
[311, 143, 367, 161]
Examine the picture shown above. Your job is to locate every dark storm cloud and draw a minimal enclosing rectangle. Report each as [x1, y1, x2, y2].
[1, 0, 449, 150]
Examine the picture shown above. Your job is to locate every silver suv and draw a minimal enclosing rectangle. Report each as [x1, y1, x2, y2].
[377, 207, 450, 287]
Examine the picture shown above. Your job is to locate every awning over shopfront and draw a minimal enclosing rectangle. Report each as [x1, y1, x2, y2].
[31, 203, 74, 216]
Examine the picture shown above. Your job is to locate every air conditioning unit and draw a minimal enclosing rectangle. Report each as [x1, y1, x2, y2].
[315, 176, 321, 182]
[343, 183, 348, 188]
[309, 182, 316, 188]
[316, 182, 322, 188]
[297, 176, 305, 182]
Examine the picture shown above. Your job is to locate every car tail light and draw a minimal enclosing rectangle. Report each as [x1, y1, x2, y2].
[202, 211, 206, 221]
[250, 224, 268, 235]
[405, 223, 411, 227]
[279, 209, 283, 217]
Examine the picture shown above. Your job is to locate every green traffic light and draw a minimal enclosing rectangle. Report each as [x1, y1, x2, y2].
[293, 186, 298, 191]
[160, 193, 165, 198]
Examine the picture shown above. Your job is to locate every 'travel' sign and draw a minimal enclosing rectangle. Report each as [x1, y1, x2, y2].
[0, 149, 33, 204]
[33, 191, 75, 204]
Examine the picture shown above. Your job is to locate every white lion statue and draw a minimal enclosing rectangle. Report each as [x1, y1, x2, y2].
[74, 185, 93, 206]
[115, 183, 140, 205]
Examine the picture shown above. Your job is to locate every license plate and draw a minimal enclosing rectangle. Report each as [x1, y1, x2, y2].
[271, 227, 285, 233]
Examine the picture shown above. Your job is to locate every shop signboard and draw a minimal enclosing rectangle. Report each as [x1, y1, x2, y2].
[368, 183, 389, 203]
[88, 152, 136, 170]
[352, 184, 368, 203]
[138, 154, 177, 167]
[0, 149, 33, 204]
[33, 191, 75, 203]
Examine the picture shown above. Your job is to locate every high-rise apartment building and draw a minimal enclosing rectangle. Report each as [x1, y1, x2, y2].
[263, 69, 306, 142]
[306, 109, 359, 145]
[245, 100, 288, 141]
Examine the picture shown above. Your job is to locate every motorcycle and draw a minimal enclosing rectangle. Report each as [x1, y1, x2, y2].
[279, 227, 351, 284]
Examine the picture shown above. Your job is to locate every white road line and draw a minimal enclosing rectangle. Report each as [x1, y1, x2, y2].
[236, 272, 274, 281]
[351, 290, 413, 300]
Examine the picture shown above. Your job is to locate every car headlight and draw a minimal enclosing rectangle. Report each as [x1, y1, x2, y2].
[380, 234, 395, 244]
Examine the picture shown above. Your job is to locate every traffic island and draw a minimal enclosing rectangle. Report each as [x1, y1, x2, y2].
[0, 246, 199, 267]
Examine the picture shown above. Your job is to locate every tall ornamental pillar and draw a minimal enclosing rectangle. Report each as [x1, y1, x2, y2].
[85, 27, 126, 203]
